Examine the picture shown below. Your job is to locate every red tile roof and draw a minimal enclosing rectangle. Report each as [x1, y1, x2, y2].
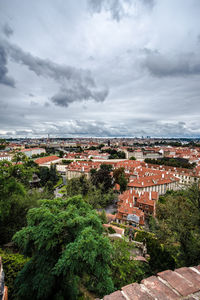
[35, 156, 60, 165]
[103, 265, 200, 299]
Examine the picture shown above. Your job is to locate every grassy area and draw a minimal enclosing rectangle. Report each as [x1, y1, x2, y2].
[59, 185, 67, 194]
[54, 177, 63, 188]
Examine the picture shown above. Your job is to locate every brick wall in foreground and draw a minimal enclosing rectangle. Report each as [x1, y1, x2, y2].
[103, 265, 200, 300]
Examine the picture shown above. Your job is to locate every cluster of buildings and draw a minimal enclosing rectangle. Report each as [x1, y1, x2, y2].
[1, 139, 200, 227]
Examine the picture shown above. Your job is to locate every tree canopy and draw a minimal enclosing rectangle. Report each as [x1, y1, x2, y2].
[113, 167, 127, 192]
[152, 184, 200, 267]
[13, 196, 114, 299]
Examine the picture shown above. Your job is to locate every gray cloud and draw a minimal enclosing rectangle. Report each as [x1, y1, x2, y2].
[51, 86, 108, 107]
[1, 118, 200, 138]
[0, 45, 15, 87]
[0, 0, 200, 138]
[2, 23, 13, 38]
[143, 49, 200, 77]
[0, 39, 108, 106]
[88, 0, 154, 21]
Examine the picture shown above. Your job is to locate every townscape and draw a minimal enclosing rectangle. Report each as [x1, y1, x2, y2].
[1, 137, 200, 299]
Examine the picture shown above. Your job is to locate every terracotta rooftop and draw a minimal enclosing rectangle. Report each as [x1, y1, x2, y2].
[35, 155, 60, 164]
[102, 265, 200, 299]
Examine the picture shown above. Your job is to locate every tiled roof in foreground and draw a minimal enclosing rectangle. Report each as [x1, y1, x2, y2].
[102, 266, 200, 299]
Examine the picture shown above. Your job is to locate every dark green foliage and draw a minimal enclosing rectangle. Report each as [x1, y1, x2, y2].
[85, 184, 115, 209]
[67, 175, 89, 197]
[61, 159, 73, 165]
[99, 210, 107, 224]
[13, 196, 114, 299]
[37, 165, 59, 187]
[91, 167, 113, 193]
[45, 147, 56, 155]
[107, 226, 116, 234]
[113, 167, 124, 183]
[32, 152, 47, 159]
[129, 156, 136, 160]
[0, 161, 50, 245]
[12, 152, 28, 164]
[101, 148, 126, 159]
[110, 239, 150, 289]
[67, 176, 114, 209]
[0, 139, 8, 150]
[11, 164, 37, 187]
[154, 184, 200, 267]
[113, 168, 127, 192]
[100, 164, 113, 172]
[134, 231, 175, 273]
[88, 146, 97, 150]
[59, 150, 64, 158]
[118, 174, 127, 193]
[0, 249, 29, 299]
[144, 157, 196, 169]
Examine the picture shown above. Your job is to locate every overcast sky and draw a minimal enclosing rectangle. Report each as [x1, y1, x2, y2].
[0, 0, 200, 138]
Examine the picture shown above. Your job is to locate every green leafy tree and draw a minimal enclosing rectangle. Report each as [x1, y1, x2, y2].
[155, 185, 200, 267]
[67, 176, 85, 197]
[129, 156, 136, 160]
[118, 174, 127, 193]
[99, 210, 107, 224]
[37, 165, 59, 187]
[134, 231, 175, 274]
[12, 152, 28, 164]
[113, 167, 125, 183]
[11, 163, 37, 187]
[0, 139, 8, 150]
[67, 176, 114, 208]
[62, 159, 73, 165]
[59, 150, 64, 158]
[100, 164, 113, 172]
[0, 161, 42, 245]
[84, 183, 114, 209]
[113, 168, 127, 192]
[13, 196, 114, 299]
[0, 249, 29, 299]
[91, 168, 113, 193]
[111, 239, 150, 289]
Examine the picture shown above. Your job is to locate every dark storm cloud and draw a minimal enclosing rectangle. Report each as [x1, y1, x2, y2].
[143, 49, 200, 77]
[88, 0, 154, 21]
[51, 87, 108, 107]
[0, 45, 15, 87]
[2, 23, 13, 38]
[0, 39, 108, 107]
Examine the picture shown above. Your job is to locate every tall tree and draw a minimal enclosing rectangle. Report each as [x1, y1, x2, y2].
[91, 167, 113, 193]
[155, 184, 200, 267]
[113, 167, 127, 192]
[13, 196, 114, 299]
